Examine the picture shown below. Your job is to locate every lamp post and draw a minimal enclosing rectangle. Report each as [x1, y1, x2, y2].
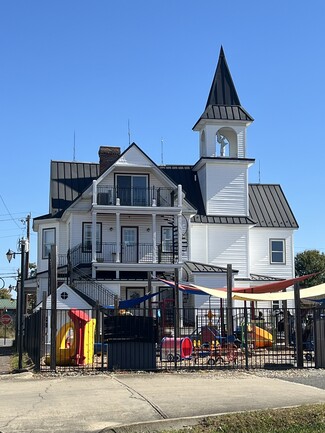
[6, 238, 28, 371]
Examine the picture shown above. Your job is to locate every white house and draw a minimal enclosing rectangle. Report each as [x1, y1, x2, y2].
[32, 47, 298, 317]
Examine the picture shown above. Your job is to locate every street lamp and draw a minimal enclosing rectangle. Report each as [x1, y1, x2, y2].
[6, 238, 29, 371]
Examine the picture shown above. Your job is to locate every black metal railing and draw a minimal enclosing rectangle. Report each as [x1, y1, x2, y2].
[97, 186, 176, 207]
[69, 243, 178, 267]
[72, 267, 117, 307]
[23, 306, 324, 373]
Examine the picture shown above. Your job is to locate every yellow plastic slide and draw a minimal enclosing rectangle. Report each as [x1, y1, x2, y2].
[254, 325, 273, 348]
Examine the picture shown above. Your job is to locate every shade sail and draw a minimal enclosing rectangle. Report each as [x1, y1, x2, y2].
[190, 282, 325, 302]
[231, 273, 318, 294]
[157, 276, 325, 302]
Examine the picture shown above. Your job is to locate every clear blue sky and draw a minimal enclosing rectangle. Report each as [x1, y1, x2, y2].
[1, 1, 325, 289]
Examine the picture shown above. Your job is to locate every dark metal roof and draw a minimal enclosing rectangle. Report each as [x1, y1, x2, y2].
[249, 184, 299, 228]
[191, 215, 255, 225]
[34, 157, 298, 232]
[196, 105, 253, 123]
[160, 166, 205, 214]
[206, 46, 241, 107]
[193, 47, 253, 129]
[50, 161, 99, 216]
[249, 273, 283, 282]
[184, 261, 238, 274]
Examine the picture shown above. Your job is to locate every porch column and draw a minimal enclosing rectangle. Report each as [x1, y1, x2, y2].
[177, 184, 182, 207]
[177, 211, 183, 264]
[116, 212, 121, 262]
[91, 210, 97, 278]
[92, 180, 97, 206]
[177, 184, 183, 264]
[152, 213, 157, 263]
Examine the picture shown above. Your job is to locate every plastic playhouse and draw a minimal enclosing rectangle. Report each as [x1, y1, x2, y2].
[45, 308, 96, 366]
[160, 336, 193, 362]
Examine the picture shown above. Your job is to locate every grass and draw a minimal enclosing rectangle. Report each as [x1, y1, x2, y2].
[164, 404, 325, 433]
[11, 352, 31, 371]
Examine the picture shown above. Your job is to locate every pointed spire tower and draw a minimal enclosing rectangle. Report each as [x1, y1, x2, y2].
[193, 47, 253, 159]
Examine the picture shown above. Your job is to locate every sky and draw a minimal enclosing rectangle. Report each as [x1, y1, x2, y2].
[1, 0, 325, 290]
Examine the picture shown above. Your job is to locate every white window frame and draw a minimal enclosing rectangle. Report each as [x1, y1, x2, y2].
[161, 226, 173, 253]
[82, 222, 102, 253]
[42, 228, 56, 259]
[116, 174, 148, 206]
[270, 239, 285, 264]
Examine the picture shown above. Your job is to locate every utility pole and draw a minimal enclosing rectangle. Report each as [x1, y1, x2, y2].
[25, 214, 31, 280]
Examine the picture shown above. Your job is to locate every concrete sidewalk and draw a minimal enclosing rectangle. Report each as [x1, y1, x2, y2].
[1, 371, 325, 433]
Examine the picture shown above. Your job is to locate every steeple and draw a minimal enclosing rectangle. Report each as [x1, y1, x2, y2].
[205, 46, 241, 108]
[193, 47, 253, 129]
[193, 47, 254, 159]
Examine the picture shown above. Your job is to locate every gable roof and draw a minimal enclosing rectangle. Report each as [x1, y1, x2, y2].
[160, 165, 205, 214]
[48, 160, 99, 217]
[34, 153, 298, 230]
[193, 47, 253, 129]
[249, 184, 299, 228]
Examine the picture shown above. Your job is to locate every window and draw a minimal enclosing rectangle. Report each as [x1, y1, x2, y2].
[42, 228, 56, 259]
[82, 223, 102, 252]
[270, 239, 285, 264]
[161, 227, 173, 253]
[116, 174, 148, 206]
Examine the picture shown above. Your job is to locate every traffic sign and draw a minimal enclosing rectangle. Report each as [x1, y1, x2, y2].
[1, 314, 12, 325]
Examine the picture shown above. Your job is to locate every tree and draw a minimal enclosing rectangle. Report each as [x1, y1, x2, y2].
[0, 288, 12, 299]
[295, 250, 325, 288]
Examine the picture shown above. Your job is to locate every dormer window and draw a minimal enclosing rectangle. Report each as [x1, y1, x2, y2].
[116, 174, 148, 206]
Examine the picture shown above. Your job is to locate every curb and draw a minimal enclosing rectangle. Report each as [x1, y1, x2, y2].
[100, 413, 220, 433]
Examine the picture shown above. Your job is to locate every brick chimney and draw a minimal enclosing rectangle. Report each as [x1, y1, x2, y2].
[98, 146, 121, 175]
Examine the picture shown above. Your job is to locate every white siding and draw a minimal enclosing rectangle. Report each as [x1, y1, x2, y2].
[237, 130, 245, 158]
[45, 284, 92, 310]
[206, 164, 248, 215]
[116, 146, 154, 167]
[249, 227, 295, 279]
[98, 170, 173, 191]
[191, 224, 249, 278]
[190, 225, 208, 263]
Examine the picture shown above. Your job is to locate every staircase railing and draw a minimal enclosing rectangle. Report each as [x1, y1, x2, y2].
[71, 266, 117, 307]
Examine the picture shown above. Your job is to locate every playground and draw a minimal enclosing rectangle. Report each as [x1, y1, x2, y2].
[21, 300, 324, 372]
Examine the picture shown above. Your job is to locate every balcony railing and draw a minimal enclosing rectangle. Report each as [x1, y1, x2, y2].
[96, 186, 176, 207]
[69, 242, 178, 267]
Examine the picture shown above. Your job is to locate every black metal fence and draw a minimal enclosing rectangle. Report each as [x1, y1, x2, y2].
[23, 305, 323, 372]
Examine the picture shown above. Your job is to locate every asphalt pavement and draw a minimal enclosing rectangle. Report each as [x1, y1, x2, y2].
[1, 370, 325, 433]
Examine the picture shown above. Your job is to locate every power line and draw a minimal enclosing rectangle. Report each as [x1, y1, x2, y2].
[0, 195, 23, 229]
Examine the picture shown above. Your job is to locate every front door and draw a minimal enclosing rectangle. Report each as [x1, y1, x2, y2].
[122, 227, 138, 263]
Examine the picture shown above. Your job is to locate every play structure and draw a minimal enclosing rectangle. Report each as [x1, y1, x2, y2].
[193, 339, 238, 365]
[252, 324, 273, 348]
[45, 308, 96, 366]
[160, 336, 193, 362]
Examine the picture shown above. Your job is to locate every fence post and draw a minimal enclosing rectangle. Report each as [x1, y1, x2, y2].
[50, 245, 57, 372]
[294, 283, 303, 368]
[174, 268, 179, 369]
[40, 291, 47, 360]
[227, 264, 233, 336]
[244, 304, 249, 370]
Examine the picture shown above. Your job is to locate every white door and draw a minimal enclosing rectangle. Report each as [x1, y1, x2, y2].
[122, 227, 138, 263]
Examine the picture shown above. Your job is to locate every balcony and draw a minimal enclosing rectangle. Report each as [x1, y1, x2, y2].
[96, 186, 176, 207]
[69, 242, 178, 267]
